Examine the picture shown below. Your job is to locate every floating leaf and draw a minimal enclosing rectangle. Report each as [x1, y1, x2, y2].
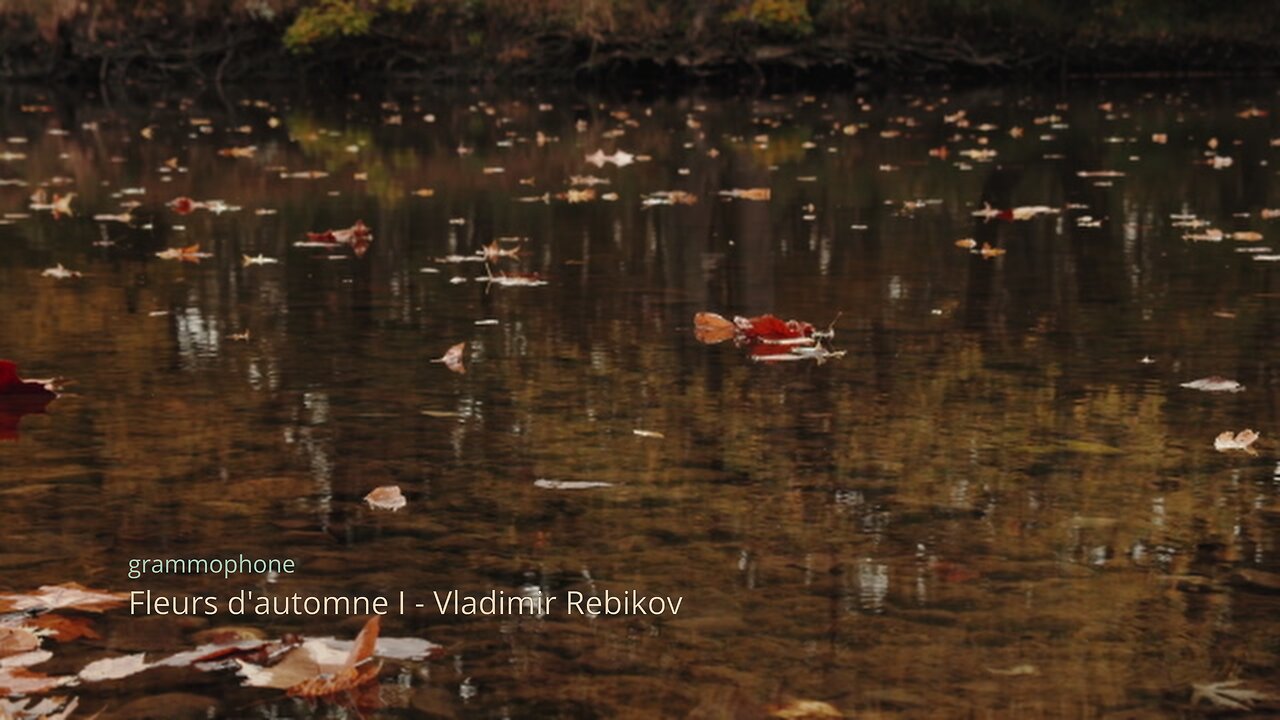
[718, 188, 771, 201]
[0, 696, 79, 720]
[1181, 376, 1244, 393]
[534, 479, 613, 490]
[431, 342, 466, 374]
[302, 220, 373, 258]
[0, 628, 40, 660]
[237, 617, 386, 699]
[364, 486, 406, 512]
[767, 699, 844, 719]
[28, 615, 100, 643]
[155, 244, 212, 263]
[1215, 429, 1259, 453]
[79, 652, 149, 682]
[693, 312, 736, 344]
[0, 583, 126, 614]
[1190, 680, 1272, 711]
[584, 149, 634, 168]
[40, 264, 81, 280]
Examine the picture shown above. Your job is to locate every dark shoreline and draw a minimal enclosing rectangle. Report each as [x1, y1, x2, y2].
[3, 9, 1278, 90]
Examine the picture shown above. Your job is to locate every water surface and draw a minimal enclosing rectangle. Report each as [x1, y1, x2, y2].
[1, 81, 1279, 718]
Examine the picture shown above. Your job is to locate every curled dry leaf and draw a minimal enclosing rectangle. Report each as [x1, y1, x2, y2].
[1181, 376, 1245, 393]
[432, 342, 466, 374]
[1214, 429, 1259, 453]
[237, 617, 392, 699]
[364, 485, 406, 512]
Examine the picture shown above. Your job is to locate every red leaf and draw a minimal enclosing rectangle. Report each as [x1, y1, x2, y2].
[169, 196, 194, 214]
[0, 360, 57, 441]
[305, 221, 373, 258]
[734, 314, 814, 342]
[747, 344, 800, 359]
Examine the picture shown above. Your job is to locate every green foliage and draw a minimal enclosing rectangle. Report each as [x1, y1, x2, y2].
[283, 0, 374, 51]
[725, 0, 814, 37]
[282, 0, 431, 51]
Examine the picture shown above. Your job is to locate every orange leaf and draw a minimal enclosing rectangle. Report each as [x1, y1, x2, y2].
[28, 614, 101, 642]
[0, 627, 40, 659]
[286, 616, 383, 698]
[344, 616, 380, 671]
[693, 312, 736, 344]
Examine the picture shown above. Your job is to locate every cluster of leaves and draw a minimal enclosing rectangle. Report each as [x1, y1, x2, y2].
[1, 584, 437, 713]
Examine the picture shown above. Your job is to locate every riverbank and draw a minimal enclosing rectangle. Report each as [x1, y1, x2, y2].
[2, 1, 1278, 86]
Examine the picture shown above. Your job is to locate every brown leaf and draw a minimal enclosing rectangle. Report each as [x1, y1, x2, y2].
[0, 628, 40, 659]
[434, 342, 466, 374]
[364, 486, 406, 511]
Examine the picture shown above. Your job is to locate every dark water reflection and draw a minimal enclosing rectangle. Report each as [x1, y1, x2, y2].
[2, 81, 1280, 718]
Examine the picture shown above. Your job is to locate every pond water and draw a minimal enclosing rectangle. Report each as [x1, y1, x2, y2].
[1, 80, 1279, 718]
